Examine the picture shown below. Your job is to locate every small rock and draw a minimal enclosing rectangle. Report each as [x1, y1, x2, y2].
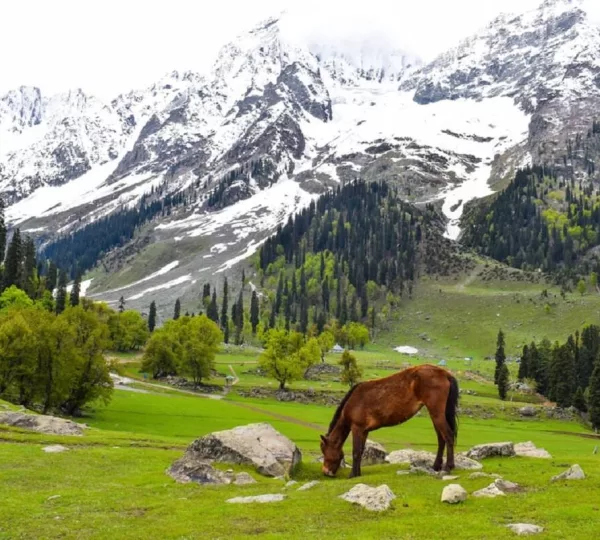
[297, 480, 320, 491]
[506, 523, 544, 535]
[362, 440, 388, 465]
[514, 441, 552, 459]
[410, 465, 437, 476]
[167, 459, 231, 485]
[495, 479, 521, 493]
[396, 470, 410, 476]
[284, 480, 298, 488]
[233, 472, 257, 485]
[387, 449, 482, 470]
[466, 442, 515, 460]
[519, 406, 537, 417]
[442, 475, 459, 481]
[47, 495, 61, 501]
[42, 445, 68, 454]
[227, 494, 285, 504]
[472, 483, 506, 498]
[551, 464, 585, 482]
[441, 484, 467, 504]
[340, 484, 396, 512]
[469, 472, 502, 480]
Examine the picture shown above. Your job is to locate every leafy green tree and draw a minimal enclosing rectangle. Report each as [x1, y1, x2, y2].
[0, 310, 36, 398]
[339, 350, 363, 387]
[259, 330, 319, 390]
[109, 310, 149, 351]
[577, 279, 587, 296]
[497, 363, 509, 401]
[591, 272, 598, 290]
[176, 315, 223, 384]
[148, 301, 157, 332]
[0, 286, 34, 311]
[589, 362, 600, 430]
[344, 322, 370, 350]
[494, 329, 506, 385]
[55, 271, 68, 314]
[317, 330, 335, 362]
[141, 328, 178, 379]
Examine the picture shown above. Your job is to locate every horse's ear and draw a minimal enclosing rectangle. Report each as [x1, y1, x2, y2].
[320, 434, 328, 444]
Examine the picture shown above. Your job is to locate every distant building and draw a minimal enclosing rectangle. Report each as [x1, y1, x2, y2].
[331, 344, 344, 353]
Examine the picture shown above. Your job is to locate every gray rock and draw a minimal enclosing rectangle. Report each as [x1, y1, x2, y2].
[472, 483, 506, 498]
[42, 445, 69, 454]
[441, 484, 467, 504]
[284, 480, 298, 488]
[0, 412, 86, 436]
[233, 472, 257, 485]
[410, 465, 438, 476]
[170, 423, 301, 478]
[167, 459, 232, 485]
[495, 479, 521, 493]
[466, 442, 515, 460]
[551, 464, 585, 482]
[387, 449, 482, 470]
[506, 523, 544, 535]
[362, 440, 388, 465]
[226, 494, 285, 504]
[339, 484, 396, 511]
[442, 475, 459, 481]
[469, 472, 502, 480]
[297, 480, 320, 491]
[519, 406, 537, 417]
[514, 441, 552, 459]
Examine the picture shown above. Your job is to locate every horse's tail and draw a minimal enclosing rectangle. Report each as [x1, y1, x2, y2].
[445, 375, 459, 443]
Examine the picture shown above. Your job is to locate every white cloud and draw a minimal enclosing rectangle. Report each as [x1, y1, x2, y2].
[0, 0, 596, 100]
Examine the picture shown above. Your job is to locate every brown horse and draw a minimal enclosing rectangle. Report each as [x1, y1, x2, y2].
[320, 364, 459, 478]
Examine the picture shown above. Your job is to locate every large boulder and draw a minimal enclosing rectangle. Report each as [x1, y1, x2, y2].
[514, 441, 552, 459]
[519, 406, 537, 417]
[466, 442, 515, 460]
[0, 411, 86, 436]
[169, 423, 301, 478]
[339, 484, 396, 511]
[386, 449, 482, 470]
[362, 440, 388, 465]
[441, 484, 467, 504]
[551, 464, 585, 482]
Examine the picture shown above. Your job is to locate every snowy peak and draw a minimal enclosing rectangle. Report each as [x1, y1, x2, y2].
[0, 86, 43, 134]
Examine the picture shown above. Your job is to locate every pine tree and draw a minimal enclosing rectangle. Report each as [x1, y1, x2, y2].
[208, 291, 219, 324]
[148, 301, 157, 332]
[494, 329, 506, 385]
[275, 272, 284, 314]
[119, 296, 126, 313]
[3, 229, 22, 290]
[234, 290, 244, 344]
[55, 271, 68, 314]
[497, 363, 509, 400]
[250, 290, 259, 334]
[21, 236, 37, 297]
[551, 344, 576, 408]
[70, 273, 81, 306]
[589, 362, 600, 430]
[221, 278, 229, 343]
[573, 386, 587, 412]
[46, 261, 58, 292]
[360, 286, 368, 318]
[299, 297, 308, 334]
[518, 345, 529, 380]
[0, 199, 6, 269]
[174, 298, 181, 320]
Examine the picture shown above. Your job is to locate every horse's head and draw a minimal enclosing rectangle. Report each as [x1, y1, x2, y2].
[320, 434, 344, 477]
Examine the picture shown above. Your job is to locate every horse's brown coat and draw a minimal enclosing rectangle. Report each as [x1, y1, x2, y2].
[321, 364, 459, 477]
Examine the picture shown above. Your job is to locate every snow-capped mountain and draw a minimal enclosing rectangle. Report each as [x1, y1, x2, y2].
[1, 0, 598, 315]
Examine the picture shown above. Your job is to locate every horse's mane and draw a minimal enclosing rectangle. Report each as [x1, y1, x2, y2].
[327, 384, 360, 435]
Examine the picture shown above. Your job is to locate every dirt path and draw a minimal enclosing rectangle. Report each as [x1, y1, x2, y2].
[229, 401, 325, 431]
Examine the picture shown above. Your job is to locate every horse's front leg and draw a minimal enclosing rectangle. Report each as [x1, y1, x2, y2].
[349, 427, 367, 478]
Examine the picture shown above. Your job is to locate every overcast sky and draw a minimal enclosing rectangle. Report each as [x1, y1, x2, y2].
[0, 0, 597, 100]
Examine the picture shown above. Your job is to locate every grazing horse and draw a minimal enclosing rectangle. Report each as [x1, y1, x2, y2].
[320, 364, 459, 478]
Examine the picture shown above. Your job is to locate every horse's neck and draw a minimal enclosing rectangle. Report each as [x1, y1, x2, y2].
[329, 419, 351, 449]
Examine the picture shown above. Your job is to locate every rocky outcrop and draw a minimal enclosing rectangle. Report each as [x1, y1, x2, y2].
[362, 440, 388, 465]
[0, 411, 87, 436]
[514, 441, 552, 459]
[551, 464, 585, 481]
[168, 423, 301, 479]
[441, 484, 467, 504]
[465, 442, 515, 460]
[339, 484, 396, 512]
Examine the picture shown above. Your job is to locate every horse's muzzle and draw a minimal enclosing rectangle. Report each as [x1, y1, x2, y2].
[322, 468, 335, 477]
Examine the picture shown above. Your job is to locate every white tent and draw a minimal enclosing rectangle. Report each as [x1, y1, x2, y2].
[331, 344, 344, 353]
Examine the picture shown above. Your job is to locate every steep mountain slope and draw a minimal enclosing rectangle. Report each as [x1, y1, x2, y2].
[1, 0, 598, 315]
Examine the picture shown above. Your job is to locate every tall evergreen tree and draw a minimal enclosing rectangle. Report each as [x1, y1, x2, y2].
[148, 301, 157, 332]
[518, 345, 530, 380]
[221, 278, 229, 343]
[494, 329, 506, 385]
[70, 273, 81, 306]
[250, 290, 259, 334]
[497, 363, 509, 400]
[207, 291, 219, 324]
[174, 298, 181, 320]
[589, 362, 600, 430]
[22, 236, 37, 297]
[118, 296, 126, 313]
[299, 297, 309, 334]
[46, 261, 58, 292]
[55, 271, 68, 314]
[3, 229, 22, 290]
[234, 290, 244, 344]
[0, 199, 6, 265]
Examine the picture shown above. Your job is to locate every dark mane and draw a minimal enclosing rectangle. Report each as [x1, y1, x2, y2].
[327, 384, 360, 435]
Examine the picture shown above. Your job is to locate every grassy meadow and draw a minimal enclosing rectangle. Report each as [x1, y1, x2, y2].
[2, 273, 600, 539]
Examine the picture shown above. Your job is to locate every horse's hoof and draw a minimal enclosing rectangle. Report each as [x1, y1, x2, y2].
[432, 463, 442, 472]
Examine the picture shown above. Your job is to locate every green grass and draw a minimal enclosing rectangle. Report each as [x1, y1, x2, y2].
[1, 388, 600, 539]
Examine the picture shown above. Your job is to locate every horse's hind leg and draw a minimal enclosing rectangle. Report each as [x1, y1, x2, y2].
[349, 426, 367, 478]
[428, 413, 455, 472]
[432, 428, 446, 472]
